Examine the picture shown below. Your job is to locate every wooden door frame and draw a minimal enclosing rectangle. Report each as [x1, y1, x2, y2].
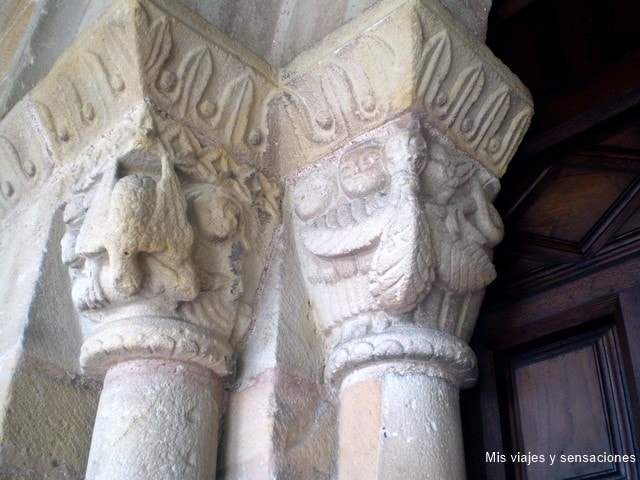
[463, 256, 640, 479]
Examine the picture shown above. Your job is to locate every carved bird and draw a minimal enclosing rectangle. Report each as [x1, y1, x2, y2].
[368, 128, 435, 314]
[76, 152, 198, 301]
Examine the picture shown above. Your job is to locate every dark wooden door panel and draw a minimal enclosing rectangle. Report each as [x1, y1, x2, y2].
[506, 325, 637, 480]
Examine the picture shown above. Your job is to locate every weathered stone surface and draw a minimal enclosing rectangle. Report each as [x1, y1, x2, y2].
[0, 1, 36, 93]
[223, 367, 336, 480]
[85, 359, 221, 480]
[337, 379, 382, 479]
[0, 355, 98, 480]
[223, 218, 334, 479]
[0, 192, 97, 479]
[0, 0, 98, 120]
[0, 100, 51, 222]
[290, 113, 502, 478]
[28, 1, 143, 168]
[136, 0, 278, 163]
[182, 0, 381, 67]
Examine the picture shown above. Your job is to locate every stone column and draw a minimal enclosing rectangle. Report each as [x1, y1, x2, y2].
[333, 330, 476, 480]
[60, 105, 280, 479]
[282, 1, 533, 477]
[85, 359, 223, 479]
[292, 117, 505, 478]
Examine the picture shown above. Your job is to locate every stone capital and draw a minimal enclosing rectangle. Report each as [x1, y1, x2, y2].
[291, 112, 505, 385]
[61, 104, 281, 377]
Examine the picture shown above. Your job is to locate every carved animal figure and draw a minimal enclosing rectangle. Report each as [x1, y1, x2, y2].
[369, 127, 435, 313]
[422, 150, 500, 294]
[75, 153, 198, 301]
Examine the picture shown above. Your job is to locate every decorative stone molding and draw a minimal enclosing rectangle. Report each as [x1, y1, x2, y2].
[327, 325, 478, 387]
[61, 103, 281, 377]
[25, 0, 277, 172]
[0, 0, 531, 219]
[276, 0, 533, 176]
[137, 0, 277, 157]
[0, 100, 51, 220]
[293, 115, 502, 358]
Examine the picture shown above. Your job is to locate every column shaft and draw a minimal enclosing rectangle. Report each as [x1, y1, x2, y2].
[85, 359, 223, 480]
[338, 368, 466, 480]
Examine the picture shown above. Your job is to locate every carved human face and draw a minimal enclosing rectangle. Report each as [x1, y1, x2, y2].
[339, 143, 388, 198]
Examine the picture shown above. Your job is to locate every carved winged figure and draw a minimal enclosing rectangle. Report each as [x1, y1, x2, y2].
[294, 123, 436, 337]
[368, 125, 435, 313]
[294, 120, 503, 344]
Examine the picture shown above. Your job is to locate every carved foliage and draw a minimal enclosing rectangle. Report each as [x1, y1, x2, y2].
[0, 135, 38, 217]
[0, 102, 50, 220]
[62, 105, 281, 353]
[278, 1, 532, 176]
[281, 30, 397, 152]
[293, 119, 502, 346]
[30, 11, 135, 164]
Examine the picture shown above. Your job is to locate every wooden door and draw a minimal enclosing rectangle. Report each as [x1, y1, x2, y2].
[464, 1, 640, 477]
[464, 285, 640, 480]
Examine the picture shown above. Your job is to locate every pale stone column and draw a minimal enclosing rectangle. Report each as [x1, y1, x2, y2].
[282, 1, 533, 477]
[291, 117, 498, 478]
[332, 329, 477, 480]
[59, 104, 280, 479]
[85, 360, 223, 479]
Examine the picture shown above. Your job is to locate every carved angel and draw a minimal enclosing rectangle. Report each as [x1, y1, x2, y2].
[369, 124, 435, 313]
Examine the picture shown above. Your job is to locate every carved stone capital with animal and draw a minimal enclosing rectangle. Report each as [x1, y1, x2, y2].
[62, 105, 281, 375]
[293, 116, 503, 357]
